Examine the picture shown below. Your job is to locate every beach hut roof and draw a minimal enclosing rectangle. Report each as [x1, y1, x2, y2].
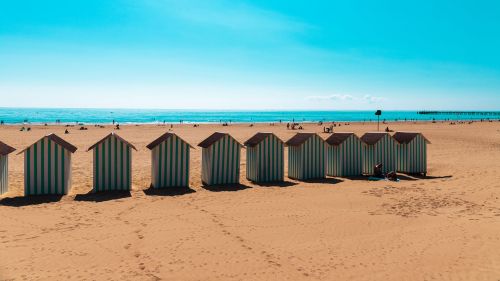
[18, 134, 78, 155]
[198, 132, 242, 148]
[285, 133, 322, 147]
[146, 132, 194, 150]
[393, 132, 431, 144]
[244, 132, 283, 147]
[360, 132, 390, 145]
[87, 132, 137, 152]
[325, 132, 358, 146]
[0, 141, 16, 156]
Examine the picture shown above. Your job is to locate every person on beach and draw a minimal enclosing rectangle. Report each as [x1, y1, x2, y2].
[374, 163, 384, 178]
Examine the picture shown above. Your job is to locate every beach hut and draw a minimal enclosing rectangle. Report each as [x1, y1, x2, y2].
[0, 141, 16, 195]
[198, 132, 242, 186]
[146, 132, 193, 188]
[286, 133, 326, 180]
[360, 132, 397, 175]
[393, 132, 430, 175]
[19, 134, 77, 195]
[244, 133, 284, 183]
[88, 133, 137, 192]
[325, 132, 363, 177]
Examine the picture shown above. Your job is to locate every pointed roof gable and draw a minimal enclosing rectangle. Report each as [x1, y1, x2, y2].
[146, 132, 194, 150]
[87, 132, 137, 152]
[244, 132, 283, 147]
[198, 132, 242, 148]
[0, 141, 16, 156]
[18, 134, 78, 154]
[285, 133, 323, 147]
[325, 132, 358, 146]
[393, 132, 431, 144]
[360, 132, 390, 145]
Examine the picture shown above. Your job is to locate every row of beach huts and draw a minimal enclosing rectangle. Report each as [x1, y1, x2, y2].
[0, 131, 429, 196]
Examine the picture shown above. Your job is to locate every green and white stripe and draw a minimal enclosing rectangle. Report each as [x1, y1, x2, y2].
[396, 135, 428, 174]
[362, 135, 397, 175]
[0, 155, 8, 195]
[24, 138, 72, 195]
[201, 135, 241, 185]
[327, 135, 363, 177]
[288, 134, 326, 180]
[92, 135, 132, 192]
[151, 134, 190, 188]
[246, 134, 284, 182]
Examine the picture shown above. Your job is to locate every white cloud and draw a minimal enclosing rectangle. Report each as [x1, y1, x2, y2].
[306, 94, 354, 101]
[363, 94, 385, 103]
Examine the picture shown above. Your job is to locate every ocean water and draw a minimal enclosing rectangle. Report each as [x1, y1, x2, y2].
[0, 108, 498, 124]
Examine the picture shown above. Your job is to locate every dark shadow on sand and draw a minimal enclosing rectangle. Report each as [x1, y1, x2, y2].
[74, 190, 131, 202]
[202, 183, 252, 192]
[0, 195, 63, 207]
[341, 175, 370, 181]
[143, 186, 196, 197]
[299, 177, 344, 185]
[411, 174, 453, 180]
[395, 174, 419, 181]
[251, 180, 298, 188]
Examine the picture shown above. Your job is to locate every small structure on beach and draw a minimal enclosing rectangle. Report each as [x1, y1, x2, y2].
[198, 132, 242, 186]
[286, 133, 326, 180]
[88, 133, 136, 192]
[393, 132, 430, 175]
[0, 141, 16, 195]
[244, 133, 284, 183]
[19, 134, 77, 195]
[146, 132, 193, 188]
[325, 132, 363, 177]
[360, 132, 397, 175]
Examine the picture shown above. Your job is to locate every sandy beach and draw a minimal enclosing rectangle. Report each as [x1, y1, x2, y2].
[1, 120, 499, 280]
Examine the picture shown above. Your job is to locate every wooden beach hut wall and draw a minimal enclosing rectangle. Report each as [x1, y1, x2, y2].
[393, 132, 430, 175]
[325, 133, 363, 177]
[19, 134, 77, 196]
[286, 133, 327, 180]
[360, 132, 397, 175]
[88, 133, 137, 192]
[146, 133, 193, 188]
[198, 132, 242, 186]
[0, 141, 16, 195]
[244, 133, 284, 183]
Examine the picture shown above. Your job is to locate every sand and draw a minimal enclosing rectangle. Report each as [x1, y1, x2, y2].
[1, 121, 500, 281]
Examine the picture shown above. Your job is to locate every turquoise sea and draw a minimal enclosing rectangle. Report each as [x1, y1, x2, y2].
[0, 108, 498, 124]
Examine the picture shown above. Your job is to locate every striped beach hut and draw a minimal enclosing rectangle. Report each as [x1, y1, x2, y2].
[286, 133, 326, 180]
[325, 132, 363, 177]
[198, 132, 242, 186]
[146, 132, 193, 188]
[0, 141, 16, 195]
[19, 134, 77, 196]
[88, 133, 137, 192]
[360, 132, 397, 175]
[393, 132, 430, 175]
[244, 133, 284, 183]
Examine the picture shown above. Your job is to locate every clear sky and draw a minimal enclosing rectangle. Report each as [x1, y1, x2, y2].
[1, 0, 499, 110]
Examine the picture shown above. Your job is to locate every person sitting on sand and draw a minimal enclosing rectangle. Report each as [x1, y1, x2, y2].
[116, 124, 120, 130]
[20, 126, 25, 131]
[387, 171, 398, 181]
[64, 129, 69, 134]
[374, 163, 384, 178]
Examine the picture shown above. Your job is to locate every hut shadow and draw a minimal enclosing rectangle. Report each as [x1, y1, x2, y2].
[0, 195, 63, 207]
[300, 178, 344, 185]
[411, 174, 453, 180]
[252, 181, 298, 188]
[202, 183, 252, 192]
[74, 191, 131, 202]
[143, 186, 196, 197]
[341, 175, 371, 181]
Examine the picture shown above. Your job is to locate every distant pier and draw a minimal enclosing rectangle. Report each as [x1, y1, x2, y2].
[418, 111, 500, 116]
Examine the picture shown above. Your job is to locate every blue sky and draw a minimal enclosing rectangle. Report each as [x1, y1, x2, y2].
[1, 0, 499, 110]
